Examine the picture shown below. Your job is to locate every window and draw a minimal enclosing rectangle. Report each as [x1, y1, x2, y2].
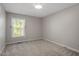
[12, 17, 25, 37]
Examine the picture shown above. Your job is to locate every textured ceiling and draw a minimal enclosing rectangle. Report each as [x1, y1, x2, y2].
[2, 3, 77, 18]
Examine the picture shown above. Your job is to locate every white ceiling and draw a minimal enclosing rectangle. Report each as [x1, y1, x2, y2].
[2, 3, 77, 18]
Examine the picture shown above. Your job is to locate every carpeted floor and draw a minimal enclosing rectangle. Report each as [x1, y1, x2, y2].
[2, 39, 79, 56]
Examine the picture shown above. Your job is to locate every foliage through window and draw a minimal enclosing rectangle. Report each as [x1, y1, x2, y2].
[12, 18, 25, 37]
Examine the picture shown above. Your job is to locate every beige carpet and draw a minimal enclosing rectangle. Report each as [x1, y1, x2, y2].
[2, 39, 79, 56]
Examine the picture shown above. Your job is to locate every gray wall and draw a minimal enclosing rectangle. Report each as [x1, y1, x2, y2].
[6, 4, 79, 51]
[43, 5, 79, 51]
[0, 4, 6, 55]
[6, 13, 42, 44]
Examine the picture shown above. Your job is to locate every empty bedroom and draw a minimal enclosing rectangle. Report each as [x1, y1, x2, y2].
[0, 3, 79, 56]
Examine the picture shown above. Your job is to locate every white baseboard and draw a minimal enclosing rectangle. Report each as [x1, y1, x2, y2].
[7, 38, 42, 45]
[44, 39, 79, 53]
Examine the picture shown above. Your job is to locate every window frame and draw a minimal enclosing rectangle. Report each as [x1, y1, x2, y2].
[11, 17, 25, 38]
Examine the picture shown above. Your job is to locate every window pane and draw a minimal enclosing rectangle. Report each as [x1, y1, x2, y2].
[12, 18, 25, 37]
